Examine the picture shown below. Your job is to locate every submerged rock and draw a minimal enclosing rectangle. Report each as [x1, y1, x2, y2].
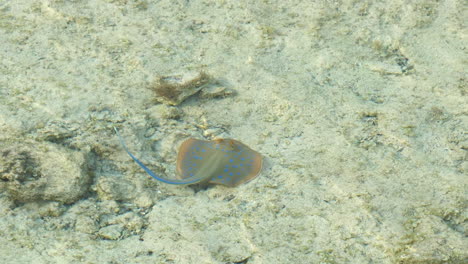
[0, 140, 92, 204]
[151, 71, 212, 106]
[151, 71, 235, 106]
[98, 224, 123, 240]
[198, 85, 235, 99]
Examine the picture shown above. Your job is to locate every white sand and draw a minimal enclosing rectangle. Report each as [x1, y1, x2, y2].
[0, 0, 466, 263]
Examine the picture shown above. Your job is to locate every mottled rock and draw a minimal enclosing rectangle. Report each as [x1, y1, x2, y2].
[398, 215, 467, 263]
[98, 224, 123, 240]
[108, 211, 145, 235]
[36, 120, 79, 143]
[95, 177, 136, 202]
[0, 140, 92, 204]
[198, 85, 235, 99]
[146, 105, 183, 120]
[151, 71, 211, 105]
[36, 201, 67, 217]
[75, 215, 99, 234]
[134, 191, 154, 208]
[150, 71, 235, 106]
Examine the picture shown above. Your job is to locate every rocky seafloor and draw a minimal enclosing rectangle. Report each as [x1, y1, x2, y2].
[0, 1, 466, 263]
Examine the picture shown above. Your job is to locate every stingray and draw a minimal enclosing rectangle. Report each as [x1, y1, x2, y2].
[114, 128, 263, 187]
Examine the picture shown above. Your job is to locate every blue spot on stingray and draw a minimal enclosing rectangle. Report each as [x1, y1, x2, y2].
[224, 168, 229, 172]
[229, 159, 234, 163]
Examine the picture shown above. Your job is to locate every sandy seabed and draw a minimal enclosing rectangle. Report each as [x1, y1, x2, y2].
[0, 1, 466, 263]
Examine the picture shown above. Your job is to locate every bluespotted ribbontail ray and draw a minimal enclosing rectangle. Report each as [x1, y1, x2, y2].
[114, 127, 263, 187]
